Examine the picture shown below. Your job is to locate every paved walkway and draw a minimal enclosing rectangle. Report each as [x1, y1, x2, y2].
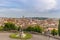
[29, 34, 58, 40]
[0, 32, 58, 40]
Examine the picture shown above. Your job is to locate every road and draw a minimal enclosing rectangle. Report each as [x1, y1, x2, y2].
[0, 32, 58, 40]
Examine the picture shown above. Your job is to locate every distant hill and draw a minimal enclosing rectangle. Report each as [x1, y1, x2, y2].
[26, 17, 48, 20]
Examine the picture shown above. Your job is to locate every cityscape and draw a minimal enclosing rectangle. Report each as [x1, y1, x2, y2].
[0, 17, 59, 40]
[0, 0, 60, 40]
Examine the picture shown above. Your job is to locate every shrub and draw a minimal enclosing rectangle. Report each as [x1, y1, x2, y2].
[17, 26, 21, 31]
[51, 29, 58, 36]
[3, 22, 18, 31]
[33, 25, 43, 33]
[26, 25, 43, 33]
[0, 26, 3, 31]
[26, 26, 34, 31]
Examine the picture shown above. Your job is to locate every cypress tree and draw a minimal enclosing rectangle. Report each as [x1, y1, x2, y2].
[58, 19, 60, 36]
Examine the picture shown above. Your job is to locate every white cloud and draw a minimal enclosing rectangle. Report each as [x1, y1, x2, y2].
[0, 0, 57, 12]
[33, 0, 57, 12]
[0, 0, 58, 18]
[15, 0, 57, 12]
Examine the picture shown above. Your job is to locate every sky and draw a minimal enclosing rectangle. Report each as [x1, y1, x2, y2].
[0, 0, 60, 18]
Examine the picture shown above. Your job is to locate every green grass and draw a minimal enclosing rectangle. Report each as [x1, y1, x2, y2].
[9, 33, 20, 39]
[24, 33, 32, 39]
[9, 33, 32, 39]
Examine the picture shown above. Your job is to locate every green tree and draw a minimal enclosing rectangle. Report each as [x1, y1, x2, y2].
[26, 25, 43, 33]
[34, 25, 43, 33]
[4, 22, 18, 31]
[18, 26, 21, 31]
[58, 20, 60, 36]
[26, 26, 34, 31]
[51, 29, 58, 36]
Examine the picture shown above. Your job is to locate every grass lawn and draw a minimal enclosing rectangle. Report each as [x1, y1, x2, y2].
[9, 33, 32, 39]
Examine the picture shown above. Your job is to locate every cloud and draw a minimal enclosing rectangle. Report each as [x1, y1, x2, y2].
[0, 0, 57, 10]
[14, 0, 57, 12]
[0, 0, 58, 18]
[31, 0, 57, 12]
[10, 0, 57, 13]
[0, 8, 26, 17]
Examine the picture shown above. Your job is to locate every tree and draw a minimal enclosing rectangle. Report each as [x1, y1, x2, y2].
[58, 20, 60, 36]
[51, 29, 58, 36]
[26, 26, 34, 31]
[34, 25, 43, 33]
[4, 22, 18, 31]
[26, 25, 43, 33]
[18, 26, 21, 31]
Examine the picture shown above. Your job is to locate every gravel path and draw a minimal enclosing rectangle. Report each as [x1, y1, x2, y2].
[0, 32, 58, 40]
